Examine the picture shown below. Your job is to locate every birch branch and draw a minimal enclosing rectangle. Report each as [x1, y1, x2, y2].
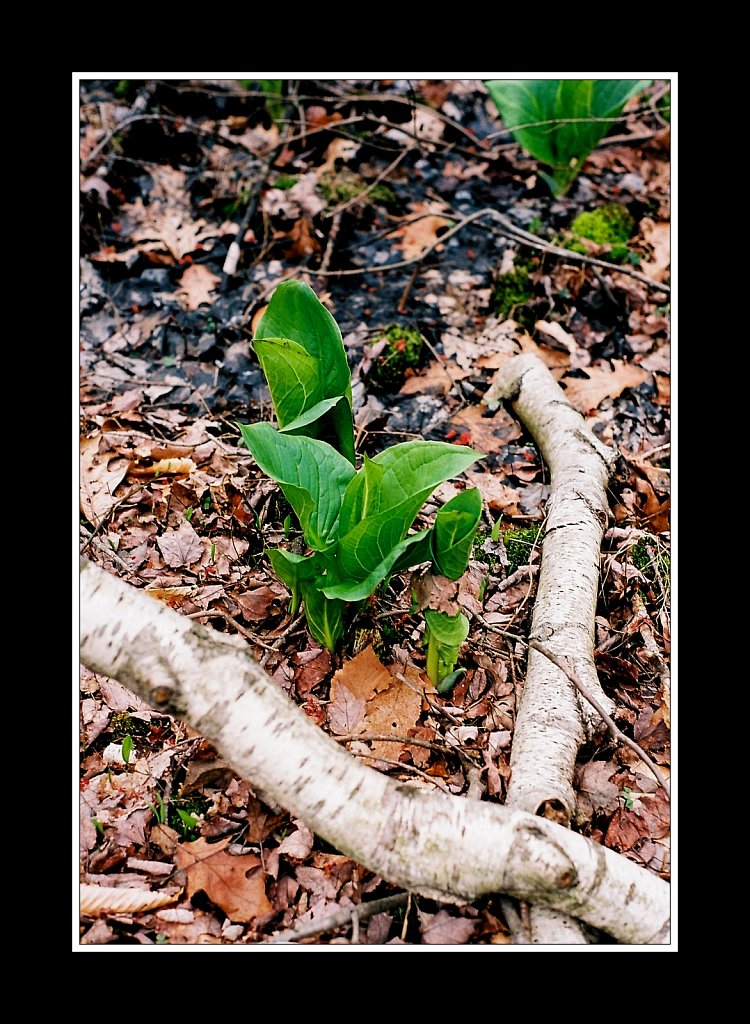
[484, 353, 619, 944]
[79, 558, 669, 944]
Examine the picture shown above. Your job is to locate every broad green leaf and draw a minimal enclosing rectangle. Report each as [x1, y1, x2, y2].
[432, 487, 482, 580]
[320, 530, 432, 601]
[485, 80, 651, 195]
[279, 396, 348, 435]
[424, 609, 470, 685]
[336, 442, 480, 579]
[300, 581, 345, 651]
[238, 424, 355, 550]
[268, 548, 320, 616]
[253, 338, 321, 429]
[254, 281, 355, 462]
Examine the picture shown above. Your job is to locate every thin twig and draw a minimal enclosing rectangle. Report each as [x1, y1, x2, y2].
[529, 640, 670, 797]
[267, 892, 408, 944]
[304, 207, 670, 293]
[400, 893, 412, 942]
[332, 732, 461, 756]
[319, 209, 342, 274]
[349, 753, 451, 793]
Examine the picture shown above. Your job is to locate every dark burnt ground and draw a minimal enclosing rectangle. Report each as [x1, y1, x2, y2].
[79, 78, 670, 946]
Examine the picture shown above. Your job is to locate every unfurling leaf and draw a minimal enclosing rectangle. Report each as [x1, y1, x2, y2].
[424, 609, 470, 686]
[431, 487, 482, 580]
[485, 79, 651, 196]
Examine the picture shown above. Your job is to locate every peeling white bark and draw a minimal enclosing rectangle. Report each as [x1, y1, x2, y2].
[486, 354, 617, 819]
[80, 558, 669, 944]
[486, 354, 621, 944]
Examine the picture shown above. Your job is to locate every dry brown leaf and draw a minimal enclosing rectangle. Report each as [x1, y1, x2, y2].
[449, 404, 521, 454]
[393, 201, 452, 260]
[330, 645, 393, 704]
[175, 264, 220, 311]
[80, 884, 178, 916]
[282, 217, 320, 258]
[175, 837, 272, 923]
[156, 520, 204, 568]
[277, 821, 315, 861]
[80, 436, 129, 527]
[237, 586, 285, 622]
[261, 172, 324, 218]
[418, 908, 477, 944]
[331, 647, 427, 760]
[399, 360, 470, 396]
[562, 361, 649, 413]
[149, 458, 197, 476]
[318, 137, 361, 175]
[640, 218, 670, 282]
[327, 682, 366, 735]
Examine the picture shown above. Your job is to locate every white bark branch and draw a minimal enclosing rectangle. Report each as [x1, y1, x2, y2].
[485, 354, 620, 945]
[485, 354, 617, 819]
[79, 558, 669, 944]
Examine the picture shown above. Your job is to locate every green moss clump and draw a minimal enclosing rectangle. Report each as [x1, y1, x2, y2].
[369, 324, 424, 390]
[274, 174, 298, 191]
[493, 267, 534, 321]
[566, 204, 634, 263]
[108, 712, 150, 741]
[631, 538, 671, 591]
[503, 525, 541, 575]
[319, 169, 395, 210]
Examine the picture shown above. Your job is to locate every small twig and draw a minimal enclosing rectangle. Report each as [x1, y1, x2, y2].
[268, 893, 408, 944]
[400, 892, 412, 942]
[418, 330, 462, 399]
[397, 261, 422, 313]
[319, 209, 342, 274]
[333, 732, 456, 756]
[350, 753, 451, 794]
[222, 152, 276, 277]
[350, 909, 360, 944]
[500, 898, 531, 943]
[259, 612, 305, 669]
[304, 207, 670, 293]
[529, 640, 670, 797]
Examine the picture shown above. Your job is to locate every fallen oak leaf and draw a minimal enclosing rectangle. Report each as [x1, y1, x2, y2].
[418, 908, 478, 944]
[393, 201, 453, 260]
[80, 884, 178, 916]
[175, 264, 220, 311]
[174, 836, 272, 923]
[561, 361, 649, 413]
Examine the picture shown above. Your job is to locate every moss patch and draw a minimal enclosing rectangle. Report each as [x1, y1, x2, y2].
[369, 324, 423, 390]
[493, 266, 534, 322]
[503, 524, 541, 575]
[319, 168, 395, 210]
[566, 204, 634, 263]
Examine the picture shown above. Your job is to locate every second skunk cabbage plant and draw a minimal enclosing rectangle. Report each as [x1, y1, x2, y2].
[422, 487, 482, 691]
[484, 79, 651, 196]
[238, 281, 483, 683]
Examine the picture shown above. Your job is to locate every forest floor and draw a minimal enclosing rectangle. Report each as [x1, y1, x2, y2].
[79, 78, 671, 946]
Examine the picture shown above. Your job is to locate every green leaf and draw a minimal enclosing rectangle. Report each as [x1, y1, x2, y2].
[485, 79, 651, 195]
[238, 424, 355, 550]
[253, 338, 321, 429]
[121, 734, 133, 764]
[268, 548, 320, 616]
[254, 280, 354, 461]
[432, 487, 482, 580]
[320, 530, 432, 601]
[279, 396, 348, 435]
[424, 609, 470, 685]
[300, 581, 345, 651]
[436, 668, 466, 694]
[336, 442, 480, 580]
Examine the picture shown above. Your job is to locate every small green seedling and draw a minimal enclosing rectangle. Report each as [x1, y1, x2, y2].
[239, 281, 483, 671]
[484, 79, 651, 196]
[121, 734, 133, 765]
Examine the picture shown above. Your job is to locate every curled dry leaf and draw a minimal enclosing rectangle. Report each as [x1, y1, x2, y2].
[80, 436, 129, 527]
[449, 404, 521, 454]
[640, 218, 670, 282]
[80, 884, 178, 916]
